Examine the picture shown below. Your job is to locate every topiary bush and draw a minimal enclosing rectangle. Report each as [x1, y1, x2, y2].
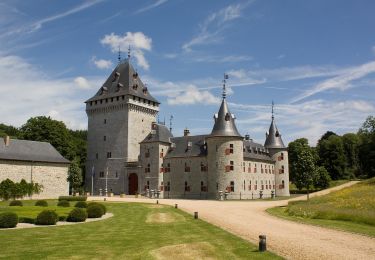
[35, 210, 58, 225]
[18, 217, 35, 224]
[58, 196, 87, 201]
[88, 202, 106, 214]
[0, 212, 18, 228]
[67, 208, 87, 222]
[9, 200, 23, 206]
[74, 201, 87, 208]
[35, 200, 48, 207]
[87, 204, 104, 218]
[57, 200, 70, 207]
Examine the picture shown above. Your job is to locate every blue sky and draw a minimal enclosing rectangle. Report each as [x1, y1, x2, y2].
[1, 0, 375, 145]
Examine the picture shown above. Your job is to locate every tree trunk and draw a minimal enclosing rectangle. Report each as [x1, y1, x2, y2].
[307, 189, 310, 200]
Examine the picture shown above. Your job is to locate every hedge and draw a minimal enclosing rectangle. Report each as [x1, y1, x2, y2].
[35, 210, 58, 225]
[0, 212, 18, 228]
[9, 200, 23, 206]
[57, 200, 70, 207]
[35, 200, 48, 207]
[75, 201, 87, 208]
[67, 208, 87, 222]
[19, 217, 35, 224]
[58, 196, 87, 201]
[87, 204, 104, 218]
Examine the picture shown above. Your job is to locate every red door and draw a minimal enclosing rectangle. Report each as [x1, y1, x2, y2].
[128, 173, 138, 195]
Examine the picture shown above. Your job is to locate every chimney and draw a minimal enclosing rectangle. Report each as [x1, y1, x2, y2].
[4, 135, 10, 147]
[184, 128, 190, 137]
[245, 134, 250, 140]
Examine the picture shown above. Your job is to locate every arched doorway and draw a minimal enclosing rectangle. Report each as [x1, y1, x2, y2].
[128, 173, 138, 195]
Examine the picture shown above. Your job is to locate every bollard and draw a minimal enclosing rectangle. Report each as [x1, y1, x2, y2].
[175, 204, 178, 209]
[104, 198, 106, 201]
[156, 200, 159, 204]
[259, 235, 267, 252]
[194, 212, 198, 219]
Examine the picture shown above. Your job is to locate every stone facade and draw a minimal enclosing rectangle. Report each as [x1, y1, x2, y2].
[86, 59, 290, 199]
[0, 160, 69, 199]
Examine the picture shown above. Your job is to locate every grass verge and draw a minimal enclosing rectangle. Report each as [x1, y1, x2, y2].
[0, 201, 280, 259]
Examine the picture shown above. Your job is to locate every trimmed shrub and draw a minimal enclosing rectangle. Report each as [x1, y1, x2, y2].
[19, 217, 35, 224]
[57, 200, 70, 207]
[9, 200, 23, 206]
[58, 196, 87, 201]
[87, 204, 104, 218]
[35, 210, 58, 225]
[88, 202, 106, 214]
[35, 200, 48, 207]
[75, 201, 87, 208]
[0, 212, 18, 228]
[67, 208, 87, 222]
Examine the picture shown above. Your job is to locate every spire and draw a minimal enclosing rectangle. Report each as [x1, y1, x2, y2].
[118, 46, 122, 64]
[211, 75, 241, 137]
[264, 102, 285, 148]
[127, 45, 131, 59]
[222, 73, 229, 99]
[169, 115, 173, 133]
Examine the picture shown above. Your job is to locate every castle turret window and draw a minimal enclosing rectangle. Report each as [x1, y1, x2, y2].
[107, 152, 111, 158]
[160, 149, 164, 158]
[99, 171, 104, 178]
[279, 165, 285, 174]
[279, 180, 285, 189]
[229, 181, 234, 192]
[145, 149, 150, 158]
[278, 153, 284, 161]
[184, 162, 191, 172]
[145, 164, 150, 173]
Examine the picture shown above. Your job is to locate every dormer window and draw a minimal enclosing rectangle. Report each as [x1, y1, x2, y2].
[143, 87, 148, 95]
[275, 130, 280, 137]
[133, 72, 138, 78]
[225, 113, 231, 121]
[133, 84, 138, 90]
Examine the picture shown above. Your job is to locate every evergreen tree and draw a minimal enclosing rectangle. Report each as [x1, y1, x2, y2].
[67, 159, 83, 195]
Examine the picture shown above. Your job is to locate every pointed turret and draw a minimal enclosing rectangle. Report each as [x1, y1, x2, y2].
[264, 102, 285, 148]
[210, 74, 241, 137]
[85, 58, 159, 104]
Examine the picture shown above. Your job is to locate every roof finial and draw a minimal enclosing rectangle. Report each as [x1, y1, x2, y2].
[222, 73, 229, 99]
[118, 46, 121, 64]
[271, 100, 275, 120]
[169, 115, 174, 133]
[128, 45, 131, 59]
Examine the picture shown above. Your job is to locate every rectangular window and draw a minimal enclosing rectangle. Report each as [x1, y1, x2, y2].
[96, 153, 98, 159]
[230, 161, 234, 171]
[103, 136, 106, 141]
[229, 181, 235, 192]
[107, 152, 112, 158]
[229, 144, 234, 153]
[104, 119, 107, 124]
[99, 172, 104, 178]
[145, 149, 150, 158]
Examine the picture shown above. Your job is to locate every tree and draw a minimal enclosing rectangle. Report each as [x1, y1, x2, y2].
[314, 166, 331, 189]
[67, 159, 83, 195]
[342, 133, 360, 177]
[358, 116, 375, 178]
[317, 131, 337, 146]
[290, 142, 317, 200]
[288, 138, 316, 183]
[317, 135, 348, 180]
[20, 116, 75, 160]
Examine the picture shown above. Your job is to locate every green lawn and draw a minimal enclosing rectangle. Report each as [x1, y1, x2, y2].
[268, 178, 375, 237]
[289, 179, 350, 194]
[0, 201, 280, 259]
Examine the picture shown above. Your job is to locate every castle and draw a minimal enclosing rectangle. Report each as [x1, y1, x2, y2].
[85, 57, 290, 199]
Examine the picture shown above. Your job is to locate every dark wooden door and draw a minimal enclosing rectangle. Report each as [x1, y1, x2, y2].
[128, 173, 138, 195]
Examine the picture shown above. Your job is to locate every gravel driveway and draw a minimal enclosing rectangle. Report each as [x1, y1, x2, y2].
[90, 181, 375, 260]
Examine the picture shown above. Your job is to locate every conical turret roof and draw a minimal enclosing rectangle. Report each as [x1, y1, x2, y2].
[85, 59, 159, 104]
[211, 99, 242, 137]
[264, 116, 285, 148]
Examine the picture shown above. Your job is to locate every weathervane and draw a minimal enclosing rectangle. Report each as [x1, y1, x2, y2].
[118, 46, 121, 64]
[128, 45, 131, 59]
[169, 115, 174, 133]
[271, 100, 275, 120]
[222, 73, 229, 99]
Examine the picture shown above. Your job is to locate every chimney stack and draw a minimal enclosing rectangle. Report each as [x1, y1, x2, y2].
[184, 128, 190, 136]
[4, 135, 10, 146]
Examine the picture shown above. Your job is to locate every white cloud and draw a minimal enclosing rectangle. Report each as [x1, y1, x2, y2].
[101, 32, 152, 70]
[135, 0, 168, 14]
[167, 85, 220, 105]
[74, 76, 91, 89]
[291, 60, 375, 103]
[91, 57, 113, 69]
[0, 55, 102, 129]
[182, 1, 253, 52]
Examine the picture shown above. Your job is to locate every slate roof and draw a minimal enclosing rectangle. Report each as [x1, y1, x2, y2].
[165, 135, 208, 158]
[85, 59, 159, 104]
[0, 138, 70, 164]
[243, 139, 274, 162]
[264, 117, 286, 149]
[211, 99, 242, 137]
[141, 124, 173, 144]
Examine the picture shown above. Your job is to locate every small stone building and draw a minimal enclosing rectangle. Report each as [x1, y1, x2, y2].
[85, 56, 290, 199]
[0, 136, 70, 199]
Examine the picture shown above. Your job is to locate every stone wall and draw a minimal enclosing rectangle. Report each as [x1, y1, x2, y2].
[0, 159, 69, 199]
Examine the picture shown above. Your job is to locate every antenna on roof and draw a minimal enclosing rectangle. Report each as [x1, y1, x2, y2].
[271, 100, 275, 120]
[169, 115, 174, 133]
[163, 116, 166, 126]
[128, 45, 131, 59]
[222, 73, 229, 99]
[118, 46, 121, 64]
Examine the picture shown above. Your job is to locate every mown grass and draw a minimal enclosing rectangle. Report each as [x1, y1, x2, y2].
[268, 178, 375, 237]
[0, 201, 280, 259]
[289, 179, 350, 194]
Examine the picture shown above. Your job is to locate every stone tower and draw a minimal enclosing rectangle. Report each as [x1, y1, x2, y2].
[264, 105, 290, 196]
[206, 78, 243, 199]
[85, 58, 159, 195]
